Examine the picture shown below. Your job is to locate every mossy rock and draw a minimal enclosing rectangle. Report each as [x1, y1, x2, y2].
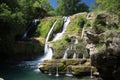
[72, 65, 97, 76]
[39, 60, 66, 73]
[53, 50, 65, 59]
[39, 58, 97, 76]
[64, 59, 79, 66]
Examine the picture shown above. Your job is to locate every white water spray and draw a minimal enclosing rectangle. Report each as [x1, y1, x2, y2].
[63, 47, 69, 59]
[73, 52, 77, 59]
[53, 17, 70, 41]
[23, 19, 39, 38]
[41, 21, 57, 61]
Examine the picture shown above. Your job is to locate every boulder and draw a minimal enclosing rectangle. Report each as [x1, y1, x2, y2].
[91, 32, 120, 80]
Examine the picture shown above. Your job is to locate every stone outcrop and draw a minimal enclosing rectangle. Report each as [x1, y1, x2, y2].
[39, 59, 97, 77]
[91, 32, 120, 80]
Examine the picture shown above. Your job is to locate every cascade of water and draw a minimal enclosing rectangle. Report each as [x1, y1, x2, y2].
[82, 38, 88, 59]
[55, 62, 59, 77]
[73, 52, 77, 59]
[23, 19, 39, 38]
[81, 27, 85, 39]
[63, 47, 69, 59]
[72, 38, 78, 59]
[41, 21, 57, 61]
[23, 32, 27, 38]
[90, 66, 93, 78]
[53, 17, 70, 41]
[82, 53, 86, 59]
[87, 13, 91, 19]
[74, 38, 78, 44]
[90, 55, 93, 79]
[41, 47, 53, 61]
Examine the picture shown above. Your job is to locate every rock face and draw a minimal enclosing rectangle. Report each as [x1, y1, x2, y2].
[39, 59, 97, 77]
[91, 32, 120, 80]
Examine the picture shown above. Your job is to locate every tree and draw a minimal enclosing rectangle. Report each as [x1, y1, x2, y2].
[55, 0, 89, 16]
[0, 0, 53, 54]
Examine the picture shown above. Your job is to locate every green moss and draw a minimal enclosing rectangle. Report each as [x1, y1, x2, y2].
[64, 14, 87, 38]
[65, 59, 79, 66]
[53, 18, 64, 34]
[53, 38, 69, 59]
[35, 17, 56, 38]
[72, 66, 91, 74]
[74, 14, 87, 28]
[50, 17, 64, 40]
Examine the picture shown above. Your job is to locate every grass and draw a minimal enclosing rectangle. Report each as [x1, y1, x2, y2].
[50, 17, 64, 40]
[64, 13, 87, 38]
[35, 17, 56, 38]
[53, 38, 68, 51]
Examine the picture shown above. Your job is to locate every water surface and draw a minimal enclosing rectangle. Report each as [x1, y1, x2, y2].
[0, 60, 97, 80]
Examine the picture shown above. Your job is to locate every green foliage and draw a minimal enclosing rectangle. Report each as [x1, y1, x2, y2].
[0, 0, 53, 56]
[18, 0, 53, 21]
[93, 21, 106, 34]
[74, 14, 87, 28]
[53, 18, 64, 33]
[52, 38, 69, 59]
[47, 10, 56, 16]
[52, 14, 89, 59]
[64, 14, 87, 37]
[56, 0, 89, 16]
[52, 18, 64, 35]
[53, 38, 68, 51]
[35, 18, 56, 38]
[49, 17, 64, 40]
[94, 0, 120, 22]
[0, 3, 26, 54]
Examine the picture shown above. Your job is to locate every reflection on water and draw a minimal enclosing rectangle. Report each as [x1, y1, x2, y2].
[0, 61, 97, 80]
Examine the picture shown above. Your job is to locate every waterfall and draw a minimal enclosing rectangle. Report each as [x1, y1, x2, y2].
[82, 38, 88, 59]
[72, 38, 78, 59]
[23, 19, 39, 38]
[63, 47, 69, 59]
[53, 17, 70, 41]
[73, 52, 77, 59]
[41, 17, 70, 61]
[81, 27, 85, 39]
[74, 38, 78, 44]
[90, 66, 93, 78]
[55, 62, 59, 77]
[23, 31, 27, 38]
[41, 21, 57, 61]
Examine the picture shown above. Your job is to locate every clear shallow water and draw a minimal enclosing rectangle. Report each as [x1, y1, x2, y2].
[0, 61, 97, 80]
